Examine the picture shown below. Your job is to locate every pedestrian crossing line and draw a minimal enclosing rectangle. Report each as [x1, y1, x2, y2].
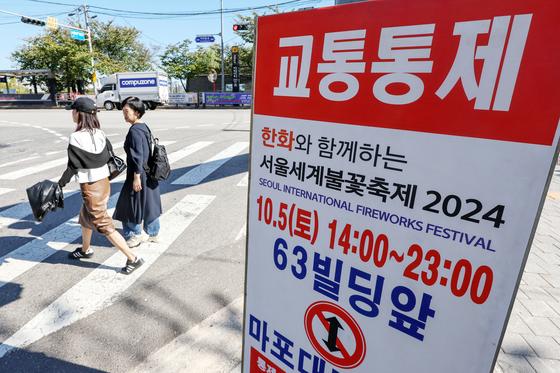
[0, 194, 120, 289]
[0, 155, 41, 170]
[236, 172, 248, 187]
[2, 141, 211, 229]
[132, 296, 243, 373]
[0, 194, 216, 360]
[167, 141, 214, 164]
[0, 190, 81, 230]
[0, 141, 215, 282]
[6, 140, 33, 146]
[0, 188, 14, 197]
[0, 141, 125, 181]
[172, 142, 249, 185]
[235, 224, 246, 241]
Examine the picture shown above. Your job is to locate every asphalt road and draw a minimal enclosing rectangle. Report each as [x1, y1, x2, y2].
[0, 108, 250, 372]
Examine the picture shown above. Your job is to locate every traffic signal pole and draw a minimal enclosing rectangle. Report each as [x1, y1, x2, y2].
[0, 8, 94, 87]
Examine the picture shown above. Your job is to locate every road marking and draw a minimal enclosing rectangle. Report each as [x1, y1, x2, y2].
[167, 141, 214, 164]
[6, 139, 33, 145]
[0, 155, 41, 170]
[0, 141, 125, 180]
[105, 133, 120, 137]
[44, 151, 65, 156]
[172, 142, 249, 185]
[0, 194, 215, 359]
[176, 126, 191, 129]
[0, 140, 210, 270]
[0, 190, 80, 230]
[235, 224, 246, 241]
[0, 193, 118, 289]
[0, 188, 14, 197]
[132, 296, 243, 373]
[237, 172, 248, 187]
[197, 124, 214, 128]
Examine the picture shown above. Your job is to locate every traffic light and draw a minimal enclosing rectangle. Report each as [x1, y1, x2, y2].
[233, 24, 248, 31]
[21, 16, 46, 27]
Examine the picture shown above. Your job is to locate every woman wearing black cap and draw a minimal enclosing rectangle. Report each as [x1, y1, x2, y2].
[57, 96, 145, 275]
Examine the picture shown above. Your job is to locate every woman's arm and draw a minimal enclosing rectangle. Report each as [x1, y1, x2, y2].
[58, 165, 76, 188]
[129, 129, 146, 192]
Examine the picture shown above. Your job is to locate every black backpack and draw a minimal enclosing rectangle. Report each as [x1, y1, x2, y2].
[145, 126, 171, 181]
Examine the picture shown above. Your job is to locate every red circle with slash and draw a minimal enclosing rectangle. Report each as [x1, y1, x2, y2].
[304, 301, 366, 369]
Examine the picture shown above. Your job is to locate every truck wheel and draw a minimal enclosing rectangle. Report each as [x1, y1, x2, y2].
[104, 101, 115, 111]
[143, 102, 150, 111]
[149, 102, 157, 110]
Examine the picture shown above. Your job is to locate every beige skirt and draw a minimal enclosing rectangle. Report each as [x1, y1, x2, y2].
[79, 178, 115, 235]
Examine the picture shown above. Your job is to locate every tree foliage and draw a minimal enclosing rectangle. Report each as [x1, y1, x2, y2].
[160, 40, 219, 91]
[12, 20, 153, 93]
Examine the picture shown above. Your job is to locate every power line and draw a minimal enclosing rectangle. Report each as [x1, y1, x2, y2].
[24, 0, 319, 18]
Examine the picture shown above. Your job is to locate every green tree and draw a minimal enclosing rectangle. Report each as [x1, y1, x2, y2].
[91, 20, 153, 74]
[12, 28, 90, 93]
[12, 20, 153, 93]
[160, 40, 219, 91]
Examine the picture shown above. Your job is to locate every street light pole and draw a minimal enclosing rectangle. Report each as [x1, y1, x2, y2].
[220, 0, 225, 92]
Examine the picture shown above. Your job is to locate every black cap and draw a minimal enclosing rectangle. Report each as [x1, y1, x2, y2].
[65, 96, 97, 114]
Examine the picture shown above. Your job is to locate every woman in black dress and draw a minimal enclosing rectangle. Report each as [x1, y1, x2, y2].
[113, 97, 162, 248]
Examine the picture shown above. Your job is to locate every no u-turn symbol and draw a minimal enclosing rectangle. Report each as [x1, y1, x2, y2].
[304, 301, 366, 369]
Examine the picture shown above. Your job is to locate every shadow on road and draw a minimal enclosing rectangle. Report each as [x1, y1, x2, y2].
[0, 347, 106, 373]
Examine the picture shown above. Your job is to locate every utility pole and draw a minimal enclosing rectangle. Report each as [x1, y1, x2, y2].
[82, 4, 95, 78]
[220, 0, 225, 92]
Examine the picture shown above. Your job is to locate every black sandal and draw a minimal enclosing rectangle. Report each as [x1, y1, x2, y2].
[68, 247, 94, 259]
[121, 257, 145, 275]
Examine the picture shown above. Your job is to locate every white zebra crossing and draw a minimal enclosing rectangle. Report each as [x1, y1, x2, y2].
[172, 142, 249, 185]
[0, 156, 40, 170]
[0, 188, 14, 197]
[0, 141, 213, 230]
[0, 190, 80, 230]
[0, 141, 214, 288]
[0, 141, 125, 180]
[0, 194, 215, 359]
[237, 172, 248, 187]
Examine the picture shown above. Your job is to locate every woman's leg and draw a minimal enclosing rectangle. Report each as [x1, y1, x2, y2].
[81, 227, 93, 252]
[106, 231, 137, 261]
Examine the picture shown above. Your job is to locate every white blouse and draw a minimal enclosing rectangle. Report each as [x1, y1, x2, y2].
[68, 129, 110, 184]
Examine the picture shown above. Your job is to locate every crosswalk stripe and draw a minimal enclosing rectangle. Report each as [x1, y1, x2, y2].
[172, 142, 249, 185]
[0, 190, 80, 230]
[0, 141, 213, 283]
[167, 141, 213, 164]
[237, 172, 248, 187]
[132, 296, 243, 373]
[0, 188, 14, 197]
[0, 194, 119, 289]
[0, 141, 125, 180]
[0, 155, 39, 167]
[0, 194, 215, 359]
[235, 224, 246, 241]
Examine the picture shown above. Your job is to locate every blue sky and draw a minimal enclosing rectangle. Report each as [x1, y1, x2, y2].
[0, 0, 334, 70]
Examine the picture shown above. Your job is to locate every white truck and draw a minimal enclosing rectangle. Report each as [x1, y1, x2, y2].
[96, 71, 169, 110]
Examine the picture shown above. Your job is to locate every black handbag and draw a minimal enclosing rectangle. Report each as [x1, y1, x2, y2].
[106, 139, 126, 180]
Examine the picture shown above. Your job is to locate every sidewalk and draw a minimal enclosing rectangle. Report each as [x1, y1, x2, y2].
[495, 164, 560, 372]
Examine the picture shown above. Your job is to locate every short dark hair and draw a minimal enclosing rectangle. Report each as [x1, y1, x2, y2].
[122, 96, 145, 118]
[76, 111, 101, 133]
